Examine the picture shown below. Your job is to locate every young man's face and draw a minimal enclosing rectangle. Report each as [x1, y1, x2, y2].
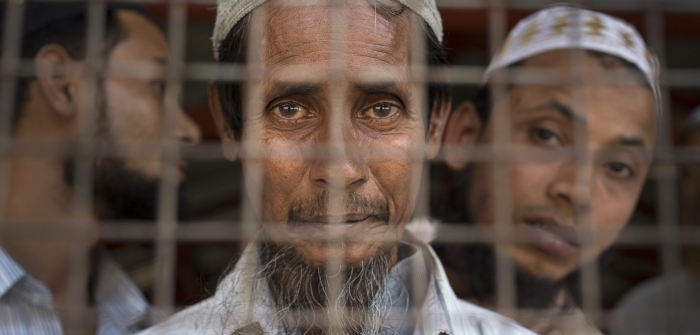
[216, 0, 446, 267]
[96, 10, 201, 182]
[464, 50, 655, 281]
[79, 10, 201, 219]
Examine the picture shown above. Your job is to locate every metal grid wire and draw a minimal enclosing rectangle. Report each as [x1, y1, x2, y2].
[1, 0, 699, 333]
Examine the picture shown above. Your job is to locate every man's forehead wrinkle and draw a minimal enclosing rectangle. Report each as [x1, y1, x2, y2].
[260, 3, 327, 63]
[260, 1, 410, 66]
[263, 43, 408, 70]
[260, 64, 408, 87]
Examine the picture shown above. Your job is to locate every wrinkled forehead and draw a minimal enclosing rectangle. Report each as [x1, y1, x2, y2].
[253, 0, 412, 71]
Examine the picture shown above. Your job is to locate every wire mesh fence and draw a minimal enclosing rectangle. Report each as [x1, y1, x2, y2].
[0, 0, 699, 334]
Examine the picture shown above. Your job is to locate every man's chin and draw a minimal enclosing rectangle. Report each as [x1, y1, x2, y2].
[513, 247, 577, 282]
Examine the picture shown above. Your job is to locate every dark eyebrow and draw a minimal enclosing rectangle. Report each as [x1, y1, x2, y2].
[526, 100, 587, 126]
[603, 135, 651, 162]
[353, 82, 410, 111]
[353, 82, 404, 98]
[529, 101, 651, 152]
[154, 58, 167, 65]
[616, 136, 646, 147]
[613, 136, 651, 158]
[267, 82, 324, 101]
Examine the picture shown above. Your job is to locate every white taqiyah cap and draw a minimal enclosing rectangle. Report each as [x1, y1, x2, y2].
[211, 0, 443, 60]
[484, 4, 661, 105]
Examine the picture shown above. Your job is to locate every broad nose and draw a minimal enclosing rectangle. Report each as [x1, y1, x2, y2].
[309, 126, 369, 192]
[546, 162, 593, 212]
[176, 109, 202, 146]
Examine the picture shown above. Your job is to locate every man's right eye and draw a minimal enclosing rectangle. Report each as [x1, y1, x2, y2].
[273, 102, 312, 120]
[530, 127, 563, 147]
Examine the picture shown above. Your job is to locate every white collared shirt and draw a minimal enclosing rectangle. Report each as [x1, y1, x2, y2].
[0, 247, 151, 335]
[139, 234, 535, 335]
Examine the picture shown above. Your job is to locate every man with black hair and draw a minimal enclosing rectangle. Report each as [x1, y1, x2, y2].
[0, 2, 201, 334]
[140, 1, 533, 335]
[438, 5, 660, 334]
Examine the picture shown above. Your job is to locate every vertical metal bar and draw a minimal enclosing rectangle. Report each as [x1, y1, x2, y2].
[488, 0, 517, 319]
[411, 17, 429, 220]
[645, 0, 682, 332]
[326, 1, 346, 334]
[568, 7, 602, 328]
[64, 0, 105, 332]
[153, 0, 187, 317]
[409, 9, 428, 327]
[239, 0, 265, 320]
[0, 0, 25, 232]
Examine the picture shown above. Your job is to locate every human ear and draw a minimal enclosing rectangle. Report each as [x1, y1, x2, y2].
[34, 44, 79, 119]
[208, 81, 239, 161]
[424, 98, 451, 159]
[443, 101, 482, 171]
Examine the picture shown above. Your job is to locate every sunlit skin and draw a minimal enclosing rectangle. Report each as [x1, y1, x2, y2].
[210, 0, 448, 268]
[2, 10, 200, 330]
[444, 49, 655, 281]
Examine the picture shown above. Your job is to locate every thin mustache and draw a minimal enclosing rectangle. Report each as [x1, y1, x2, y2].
[288, 192, 389, 223]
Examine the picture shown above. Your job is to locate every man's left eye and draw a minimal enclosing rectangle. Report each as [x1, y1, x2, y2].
[605, 162, 635, 179]
[531, 127, 562, 146]
[273, 102, 312, 120]
[365, 102, 399, 119]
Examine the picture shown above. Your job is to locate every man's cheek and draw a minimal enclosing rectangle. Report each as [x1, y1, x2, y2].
[106, 80, 162, 140]
[370, 162, 407, 203]
[592, 200, 632, 244]
[258, 159, 307, 220]
[510, 163, 550, 202]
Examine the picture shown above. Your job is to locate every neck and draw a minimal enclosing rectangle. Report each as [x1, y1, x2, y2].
[446, 245, 569, 326]
[2, 154, 95, 302]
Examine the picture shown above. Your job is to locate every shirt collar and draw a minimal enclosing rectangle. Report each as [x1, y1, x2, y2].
[93, 248, 150, 332]
[0, 247, 28, 299]
[382, 242, 428, 335]
[0, 246, 149, 332]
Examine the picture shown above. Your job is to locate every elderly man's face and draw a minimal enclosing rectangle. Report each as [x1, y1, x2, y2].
[460, 50, 655, 281]
[223, 1, 443, 267]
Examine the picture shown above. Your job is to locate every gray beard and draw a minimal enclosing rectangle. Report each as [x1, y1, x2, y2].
[260, 243, 394, 335]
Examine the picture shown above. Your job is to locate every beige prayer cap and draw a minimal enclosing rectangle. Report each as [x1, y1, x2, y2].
[484, 4, 661, 105]
[211, 0, 443, 60]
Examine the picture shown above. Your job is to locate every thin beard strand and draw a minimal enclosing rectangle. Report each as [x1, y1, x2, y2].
[261, 244, 394, 335]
